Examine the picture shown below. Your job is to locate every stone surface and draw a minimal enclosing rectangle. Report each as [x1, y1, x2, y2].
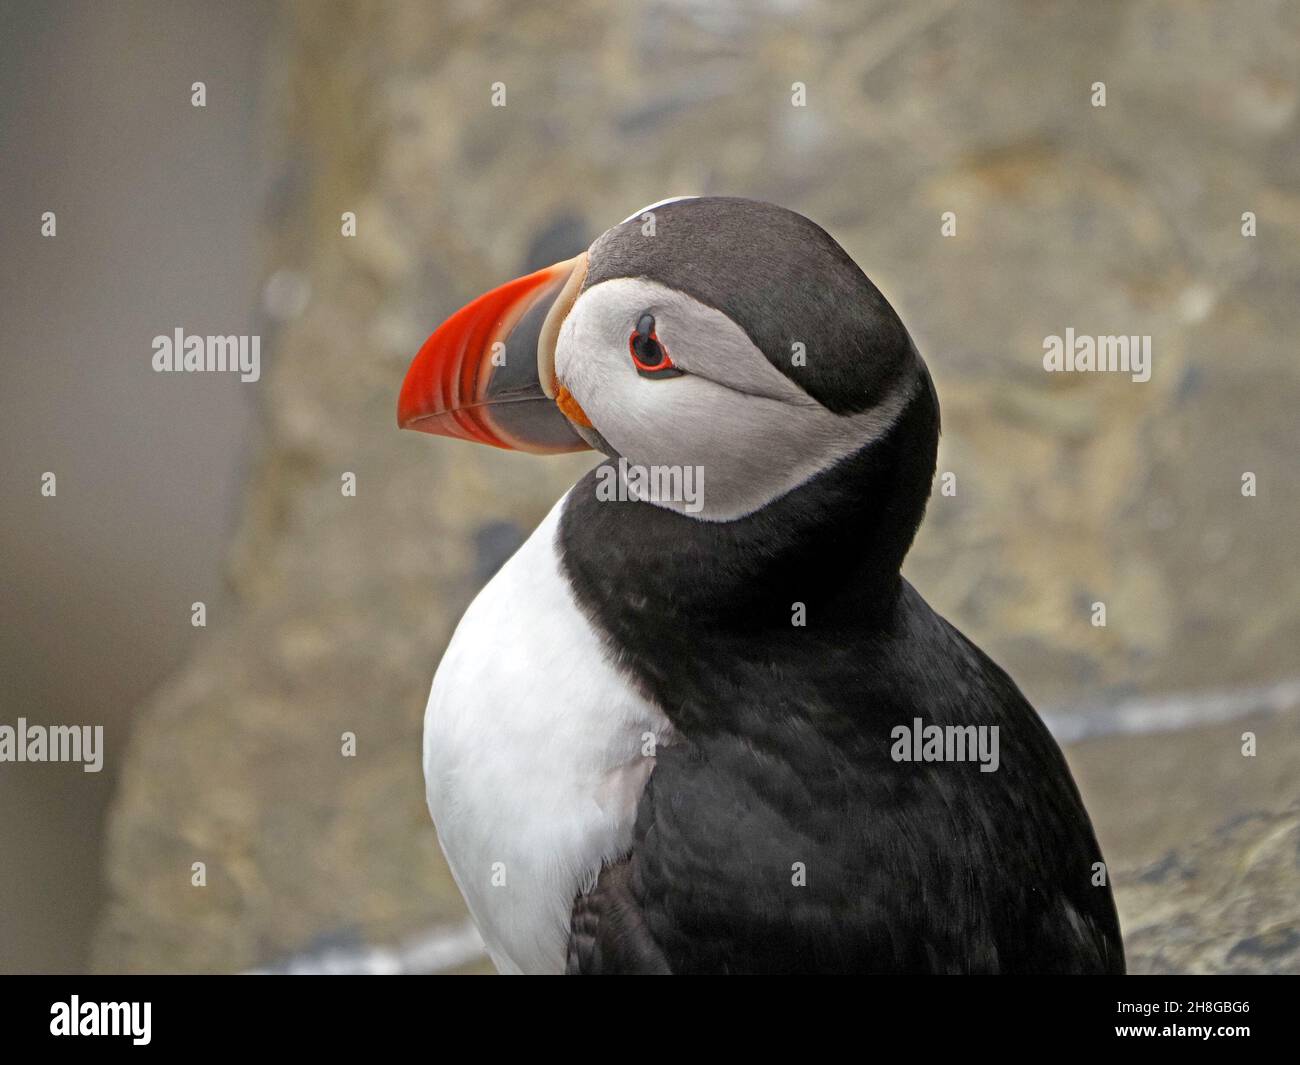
[94, 1, 1300, 972]
[1120, 804, 1300, 975]
[1068, 707, 1300, 974]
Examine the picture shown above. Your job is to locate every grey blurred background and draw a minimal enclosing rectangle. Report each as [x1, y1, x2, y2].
[0, 0, 1296, 974]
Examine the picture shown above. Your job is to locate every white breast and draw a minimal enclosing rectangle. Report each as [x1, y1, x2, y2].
[423, 492, 671, 974]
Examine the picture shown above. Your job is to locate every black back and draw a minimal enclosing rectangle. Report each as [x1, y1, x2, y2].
[559, 371, 1124, 973]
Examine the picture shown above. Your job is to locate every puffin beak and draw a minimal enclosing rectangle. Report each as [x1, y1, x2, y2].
[398, 252, 593, 453]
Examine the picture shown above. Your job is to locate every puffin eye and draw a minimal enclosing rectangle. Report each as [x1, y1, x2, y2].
[629, 312, 684, 380]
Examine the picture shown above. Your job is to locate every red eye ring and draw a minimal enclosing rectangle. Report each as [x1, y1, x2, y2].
[629, 328, 674, 373]
[629, 312, 685, 379]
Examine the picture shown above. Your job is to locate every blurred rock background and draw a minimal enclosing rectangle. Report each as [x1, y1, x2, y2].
[1, 0, 1296, 973]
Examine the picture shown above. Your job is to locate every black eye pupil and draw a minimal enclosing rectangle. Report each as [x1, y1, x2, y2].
[629, 310, 684, 379]
[632, 313, 664, 365]
[633, 334, 662, 364]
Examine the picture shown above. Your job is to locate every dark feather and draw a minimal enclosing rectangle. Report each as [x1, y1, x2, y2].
[560, 372, 1124, 974]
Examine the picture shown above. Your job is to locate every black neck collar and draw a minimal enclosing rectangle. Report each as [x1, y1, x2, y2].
[558, 370, 940, 643]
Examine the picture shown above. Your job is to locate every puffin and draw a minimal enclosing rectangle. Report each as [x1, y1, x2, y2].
[398, 196, 1125, 975]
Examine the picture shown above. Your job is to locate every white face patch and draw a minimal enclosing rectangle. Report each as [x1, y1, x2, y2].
[554, 277, 917, 522]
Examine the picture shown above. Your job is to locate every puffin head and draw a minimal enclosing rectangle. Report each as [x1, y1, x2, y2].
[399, 196, 936, 523]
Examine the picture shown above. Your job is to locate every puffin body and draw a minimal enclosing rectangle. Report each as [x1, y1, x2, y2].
[402, 197, 1125, 974]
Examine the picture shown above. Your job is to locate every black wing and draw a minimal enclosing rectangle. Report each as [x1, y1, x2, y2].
[565, 626, 1125, 976]
[566, 858, 671, 974]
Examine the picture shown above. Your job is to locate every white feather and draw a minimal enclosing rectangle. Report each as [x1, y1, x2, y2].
[423, 493, 671, 974]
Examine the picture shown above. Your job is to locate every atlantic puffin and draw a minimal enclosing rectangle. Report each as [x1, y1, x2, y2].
[398, 196, 1125, 975]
